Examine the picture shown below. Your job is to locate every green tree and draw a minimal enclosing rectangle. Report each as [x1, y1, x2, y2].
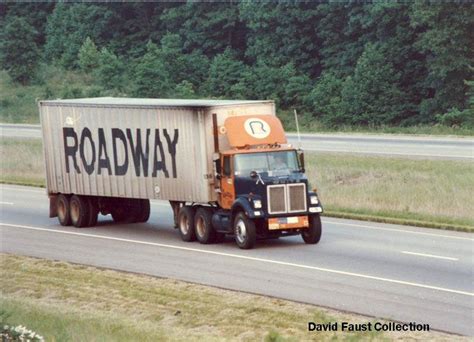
[95, 48, 125, 92]
[0, 16, 39, 84]
[284, 74, 312, 108]
[44, 3, 113, 68]
[240, 2, 322, 77]
[174, 80, 196, 98]
[205, 49, 246, 97]
[132, 41, 171, 97]
[157, 33, 209, 89]
[340, 43, 405, 126]
[305, 72, 344, 123]
[161, 2, 246, 57]
[410, 3, 474, 119]
[78, 37, 99, 72]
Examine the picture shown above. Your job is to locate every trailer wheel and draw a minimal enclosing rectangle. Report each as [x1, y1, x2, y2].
[70, 195, 90, 228]
[87, 197, 99, 227]
[302, 214, 322, 244]
[57, 194, 71, 226]
[234, 212, 256, 249]
[136, 199, 150, 223]
[178, 206, 196, 242]
[194, 207, 216, 244]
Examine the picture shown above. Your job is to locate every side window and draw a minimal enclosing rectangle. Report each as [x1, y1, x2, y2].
[223, 156, 231, 176]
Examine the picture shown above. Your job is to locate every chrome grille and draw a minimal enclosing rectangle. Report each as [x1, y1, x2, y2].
[267, 183, 307, 214]
[268, 185, 286, 214]
[288, 184, 306, 212]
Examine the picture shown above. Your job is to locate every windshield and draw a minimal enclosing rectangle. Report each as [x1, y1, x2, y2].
[234, 151, 300, 176]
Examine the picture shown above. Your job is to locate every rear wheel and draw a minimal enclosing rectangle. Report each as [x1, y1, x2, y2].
[136, 199, 151, 223]
[234, 212, 256, 249]
[57, 194, 71, 226]
[178, 206, 196, 242]
[302, 214, 322, 244]
[194, 207, 215, 244]
[70, 195, 90, 228]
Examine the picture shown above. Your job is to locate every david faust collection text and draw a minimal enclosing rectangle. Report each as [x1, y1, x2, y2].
[308, 322, 430, 332]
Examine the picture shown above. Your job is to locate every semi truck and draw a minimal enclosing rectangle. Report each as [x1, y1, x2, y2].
[39, 98, 323, 249]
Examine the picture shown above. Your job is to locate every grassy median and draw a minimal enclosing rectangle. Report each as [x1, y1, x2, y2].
[306, 153, 474, 230]
[1, 253, 463, 341]
[1, 137, 473, 230]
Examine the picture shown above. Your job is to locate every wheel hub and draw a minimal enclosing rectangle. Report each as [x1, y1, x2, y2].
[70, 201, 79, 222]
[180, 215, 189, 234]
[235, 219, 247, 244]
[196, 217, 205, 237]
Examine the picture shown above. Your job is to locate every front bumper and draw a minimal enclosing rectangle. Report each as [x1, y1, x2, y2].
[268, 215, 309, 230]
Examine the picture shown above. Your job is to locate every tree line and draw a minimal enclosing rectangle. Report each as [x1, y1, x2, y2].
[1, 2, 472, 127]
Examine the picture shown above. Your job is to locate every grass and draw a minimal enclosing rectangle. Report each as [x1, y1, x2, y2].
[0, 67, 98, 124]
[306, 153, 474, 229]
[0, 253, 461, 341]
[0, 138, 45, 187]
[1, 137, 473, 231]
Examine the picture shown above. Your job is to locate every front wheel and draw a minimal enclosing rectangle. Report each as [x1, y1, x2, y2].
[234, 212, 256, 249]
[302, 214, 322, 244]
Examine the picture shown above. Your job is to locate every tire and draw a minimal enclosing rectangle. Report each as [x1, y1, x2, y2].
[194, 207, 215, 244]
[111, 199, 131, 223]
[178, 206, 196, 242]
[136, 199, 151, 223]
[57, 194, 71, 226]
[302, 214, 322, 244]
[70, 195, 90, 228]
[87, 197, 99, 227]
[234, 212, 257, 249]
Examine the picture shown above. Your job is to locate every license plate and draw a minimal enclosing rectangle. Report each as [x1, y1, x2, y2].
[268, 216, 309, 230]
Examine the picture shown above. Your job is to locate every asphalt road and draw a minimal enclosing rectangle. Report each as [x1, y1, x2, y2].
[1, 123, 473, 160]
[1, 184, 472, 335]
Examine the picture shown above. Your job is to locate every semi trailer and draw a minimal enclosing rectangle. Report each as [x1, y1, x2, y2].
[39, 98, 323, 249]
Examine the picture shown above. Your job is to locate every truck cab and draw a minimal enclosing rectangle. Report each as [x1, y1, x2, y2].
[195, 115, 323, 249]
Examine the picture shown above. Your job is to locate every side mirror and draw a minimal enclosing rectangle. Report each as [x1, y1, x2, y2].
[250, 170, 257, 178]
[298, 150, 305, 173]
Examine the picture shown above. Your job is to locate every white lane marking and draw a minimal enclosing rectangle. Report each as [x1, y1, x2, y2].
[323, 220, 474, 241]
[1, 222, 473, 297]
[401, 251, 459, 261]
[0, 202, 14, 205]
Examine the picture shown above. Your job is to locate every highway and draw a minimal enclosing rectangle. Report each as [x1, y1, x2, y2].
[1, 123, 473, 160]
[1, 184, 472, 335]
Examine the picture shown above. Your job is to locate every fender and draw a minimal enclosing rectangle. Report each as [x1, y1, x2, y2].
[230, 196, 258, 221]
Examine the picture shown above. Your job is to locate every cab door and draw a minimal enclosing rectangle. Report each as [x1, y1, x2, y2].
[220, 154, 235, 209]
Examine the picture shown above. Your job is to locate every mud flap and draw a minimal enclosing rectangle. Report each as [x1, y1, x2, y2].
[49, 195, 58, 218]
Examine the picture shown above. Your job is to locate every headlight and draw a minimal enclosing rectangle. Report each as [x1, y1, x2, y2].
[253, 199, 262, 209]
[310, 195, 319, 205]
